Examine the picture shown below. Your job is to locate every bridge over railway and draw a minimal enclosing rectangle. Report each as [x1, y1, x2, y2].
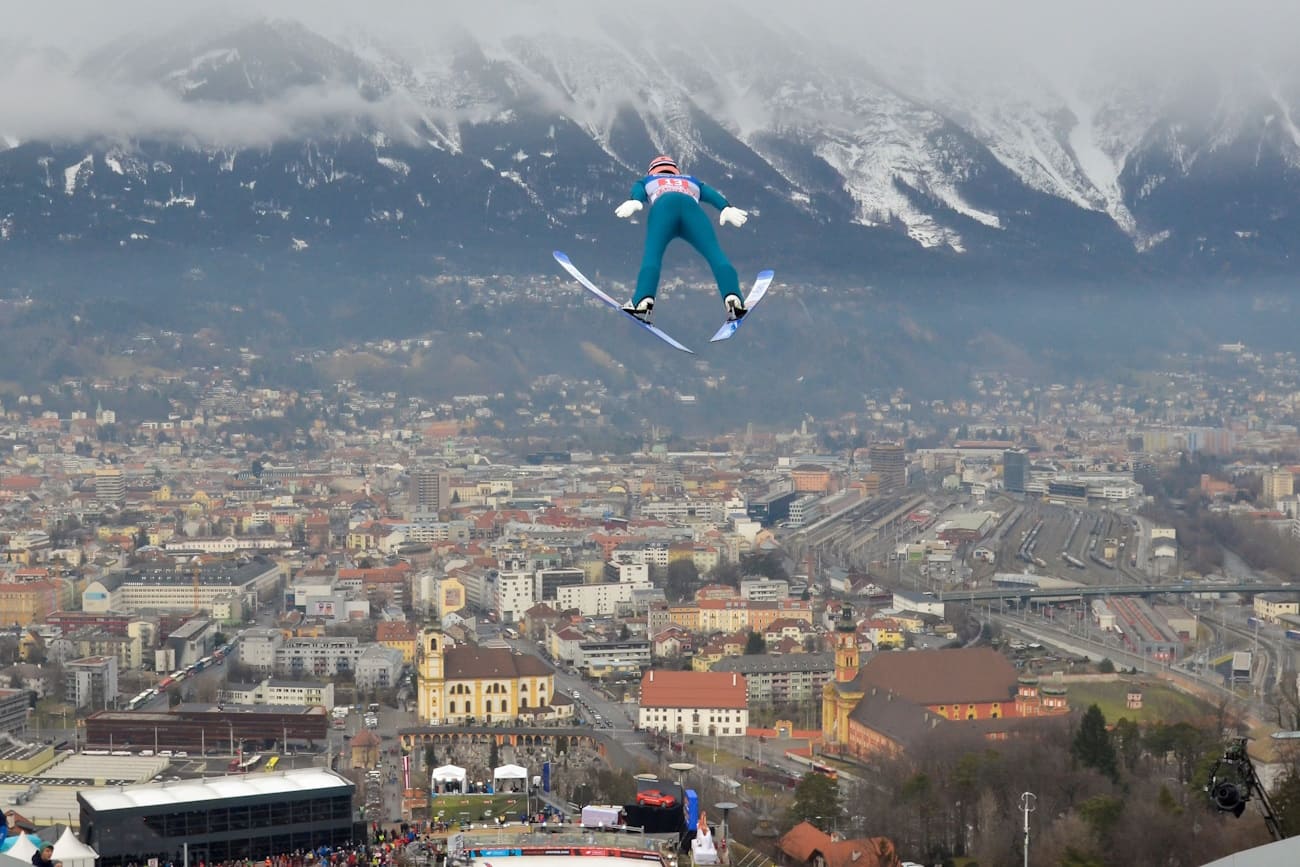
[939, 581, 1296, 604]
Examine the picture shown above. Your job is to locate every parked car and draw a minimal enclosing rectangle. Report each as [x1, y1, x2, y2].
[635, 789, 677, 808]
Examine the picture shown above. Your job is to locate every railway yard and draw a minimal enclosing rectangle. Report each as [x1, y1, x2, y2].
[784, 489, 1299, 718]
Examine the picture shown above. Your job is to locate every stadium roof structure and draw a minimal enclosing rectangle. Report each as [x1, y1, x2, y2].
[79, 767, 351, 812]
[39, 753, 168, 784]
[1202, 835, 1300, 866]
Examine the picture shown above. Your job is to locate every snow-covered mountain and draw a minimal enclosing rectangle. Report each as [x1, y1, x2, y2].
[3, 10, 1300, 282]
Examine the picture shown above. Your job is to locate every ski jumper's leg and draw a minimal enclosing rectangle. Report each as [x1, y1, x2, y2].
[633, 197, 684, 306]
[679, 200, 740, 301]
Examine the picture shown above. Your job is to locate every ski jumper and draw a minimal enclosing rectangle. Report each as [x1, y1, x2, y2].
[629, 174, 741, 306]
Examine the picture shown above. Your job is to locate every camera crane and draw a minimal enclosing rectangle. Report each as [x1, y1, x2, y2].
[1205, 737, 1287, 841]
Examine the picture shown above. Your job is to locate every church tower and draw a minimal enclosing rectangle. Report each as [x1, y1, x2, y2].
[417, 628, 445, 723]
[822, 602, 864, 747]
[834, 602, 860, 681]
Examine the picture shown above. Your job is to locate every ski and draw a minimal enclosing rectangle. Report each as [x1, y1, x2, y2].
[710, 269, 775, 343]
[553, 251, 695, 354]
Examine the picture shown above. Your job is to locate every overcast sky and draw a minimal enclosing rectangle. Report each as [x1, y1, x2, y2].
[2, 0, 1297, 146]
[7, 0, 1299, 62]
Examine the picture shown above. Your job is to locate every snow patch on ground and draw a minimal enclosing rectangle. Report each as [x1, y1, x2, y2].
[254, 203, 290, 219]
[377, 156, 411, 176]
[499, 170, 544, 208]
[1137, 229, 1171, 251]
[291, 238, 309, 251]
[64, 155, 93, 196]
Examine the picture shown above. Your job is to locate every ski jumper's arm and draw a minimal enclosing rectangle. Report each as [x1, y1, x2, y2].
[696, 181, 730, 211]
[629, 180, 650, 205]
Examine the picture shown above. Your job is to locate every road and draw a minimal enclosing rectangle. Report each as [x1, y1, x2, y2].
[508, 633, 839, 829]
[139, 610, 280, 712]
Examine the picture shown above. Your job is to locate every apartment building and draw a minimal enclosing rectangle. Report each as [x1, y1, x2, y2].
[218, 678, 336, 710]
[556, 579, 650, 618]
[0, 688, 31, 736]
[66, 655, 118, 710]
[275, 637, 363, 678]
[356, 645, 405, 691]
[712, 652, 835, 704]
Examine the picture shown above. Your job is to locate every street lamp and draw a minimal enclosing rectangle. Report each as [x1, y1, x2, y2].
[714, 802, 737, 853]
[1019, 792, 1036, 867]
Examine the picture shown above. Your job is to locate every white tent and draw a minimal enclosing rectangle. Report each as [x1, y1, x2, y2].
[493, 763, 529, 792]
[431, 764, 467, 793]
[0, 852, 27, 867]
[3, 834, 38, 863]
[53, 827, 99, 867]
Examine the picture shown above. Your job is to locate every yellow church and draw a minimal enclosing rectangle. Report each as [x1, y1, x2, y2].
[821, 603, 866, 745]
[416, 628, 565, 725]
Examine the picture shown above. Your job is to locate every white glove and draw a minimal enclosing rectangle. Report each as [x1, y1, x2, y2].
[719, 206, 748, 227]
[614, 200, 644, 219]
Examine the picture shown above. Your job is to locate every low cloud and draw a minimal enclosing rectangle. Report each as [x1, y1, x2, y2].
[2, 0, 1298, 148]
[0, 53, 432, 148]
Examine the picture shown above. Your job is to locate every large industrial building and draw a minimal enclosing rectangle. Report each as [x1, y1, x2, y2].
[79, 767, 356, 866]
[84, 704, 329, 751]
[746, 489, 798, 526]
[81, 558, 282, 614]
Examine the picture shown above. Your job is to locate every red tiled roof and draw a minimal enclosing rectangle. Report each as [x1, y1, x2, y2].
[639, 670, 746, 710]
[351, 729, 381, 747]
[779, 822, 903, 867]
[376, 621, 417, 641]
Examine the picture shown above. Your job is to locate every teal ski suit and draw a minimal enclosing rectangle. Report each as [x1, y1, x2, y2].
[628, 174, 741, 306]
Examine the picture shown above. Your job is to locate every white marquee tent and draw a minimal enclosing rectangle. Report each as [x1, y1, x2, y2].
[52, 827, 99, 867]
[1, 834, 39, 864]
[493, 763, 528, 792]
[431, 764, 468, 793]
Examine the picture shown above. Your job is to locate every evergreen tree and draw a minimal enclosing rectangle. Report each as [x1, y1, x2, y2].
[784, 771, 842, 830]
[664, 560, 699, 602]
[744, 631, 766, 655]
[1112, 717, 1142, 771]
[739, 551, 789, 581]
[1072, 704, 1119, 782]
